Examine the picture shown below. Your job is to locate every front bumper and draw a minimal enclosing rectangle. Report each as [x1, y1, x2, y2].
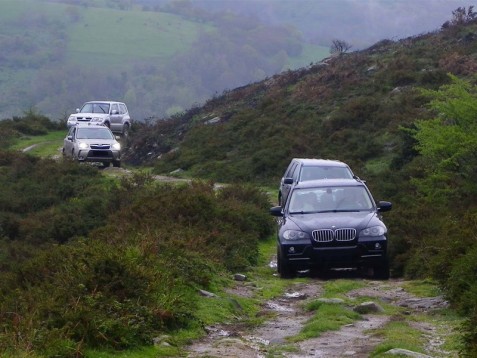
[280, 237, 387, 270]
[77, 149, 120, 162]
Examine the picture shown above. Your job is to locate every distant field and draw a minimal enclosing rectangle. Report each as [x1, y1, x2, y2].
[1, 0, 328, 70]
[66, 6, 212, 69]
[0, 0, 207, 69]
[0, 0, 330, 119]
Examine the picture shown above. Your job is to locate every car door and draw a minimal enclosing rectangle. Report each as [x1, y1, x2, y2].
[109, 103, 122, 132]
[281, 162, 299, 205]
[64, 127, 76, 156]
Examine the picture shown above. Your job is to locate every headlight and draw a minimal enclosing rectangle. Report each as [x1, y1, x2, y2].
[112, 142, 121, 150]
[283, 230, 310, 241]
[360, 226, 386, 237]
[68, 116, 75, 121]
[92, 117, 101, 122]
[78, 142, 89, 150]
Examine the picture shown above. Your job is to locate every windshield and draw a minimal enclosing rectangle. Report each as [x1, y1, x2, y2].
[77, 128, 114, 140]
[288, 186, 373, 213]
[80, 102, 110, 114]
[300, 166, 353, 181]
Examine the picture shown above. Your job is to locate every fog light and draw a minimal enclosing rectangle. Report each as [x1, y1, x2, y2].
[375, 243, 382, 249]
[288, 247, 295, 253]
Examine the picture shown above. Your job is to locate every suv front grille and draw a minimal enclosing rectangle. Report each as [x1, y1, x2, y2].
[90, 144, 111, 150]
[312, 228, 356, 242]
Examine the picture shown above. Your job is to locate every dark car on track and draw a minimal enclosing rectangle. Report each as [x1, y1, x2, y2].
[270, 179, 392, 279]
[278, 158, 358, 205]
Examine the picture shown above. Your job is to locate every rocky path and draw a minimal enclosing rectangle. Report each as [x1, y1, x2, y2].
[186, 259, 456, 358]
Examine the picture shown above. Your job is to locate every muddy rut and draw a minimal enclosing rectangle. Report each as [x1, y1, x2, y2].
[186, 258, 454, 358]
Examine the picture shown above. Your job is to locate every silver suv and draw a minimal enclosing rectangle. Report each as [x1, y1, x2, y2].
[62, 124, 121, 167]
[67, 101, 131, 135]
[279, 158, 358, 205]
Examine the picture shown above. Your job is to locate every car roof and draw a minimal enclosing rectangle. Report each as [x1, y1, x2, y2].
[84, 101, 124, 105]
[293, 178, 365, 189]
[292, 158, 350, 167]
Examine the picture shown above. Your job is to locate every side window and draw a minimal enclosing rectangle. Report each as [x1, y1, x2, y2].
[292, 164, 301, 181]
[119, 104, 127, 114]
[285, 162, 297, 178]
[111, 103, 119, 114]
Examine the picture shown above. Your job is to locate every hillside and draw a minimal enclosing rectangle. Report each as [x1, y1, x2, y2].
[123, 13, 477, 354]
[123, 22, 456, 182]
[0, 0, 328, 121]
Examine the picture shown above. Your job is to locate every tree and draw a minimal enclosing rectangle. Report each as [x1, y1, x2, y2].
[330, 39, 352, 55]
[451, 6, 476, 25]
[412, 75, 477, 203]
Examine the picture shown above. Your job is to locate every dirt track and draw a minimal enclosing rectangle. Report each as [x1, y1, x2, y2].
[186, 259, 455, 358]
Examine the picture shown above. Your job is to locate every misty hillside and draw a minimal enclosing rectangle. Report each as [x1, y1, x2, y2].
[188, 0, 472, 48]
[0, 0, 328, 121]
[125, 11, 477, 184]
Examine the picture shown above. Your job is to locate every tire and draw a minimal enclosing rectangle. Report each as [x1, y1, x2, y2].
[122, 123, 130, 137]
[102, 162, 110, 168]
[373, 259, 390, 280]
[104, 121, 111, 128]
[112, 160, 121, 168]
[278, 192, 282, 206]
[277, 245, 293, 278]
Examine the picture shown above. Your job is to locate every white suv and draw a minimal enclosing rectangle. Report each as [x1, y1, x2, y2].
[67, 101, 131, 135]
[62, 124, 121, 167]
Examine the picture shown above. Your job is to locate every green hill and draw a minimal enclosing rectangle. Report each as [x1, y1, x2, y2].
[0, 0, 328, 120]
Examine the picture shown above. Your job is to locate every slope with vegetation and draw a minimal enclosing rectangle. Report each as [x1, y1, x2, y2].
[123, 8, 477, 355]
[2, 6, 477, 357]
[0, 115, 276, 357]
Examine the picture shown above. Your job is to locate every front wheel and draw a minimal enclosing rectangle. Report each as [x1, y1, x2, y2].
[112, 160, 121, 168]
[277, 245, 293, 279]
[373, 259, 390, 280]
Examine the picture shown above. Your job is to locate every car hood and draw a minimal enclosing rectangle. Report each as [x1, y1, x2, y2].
[288, 211, 380, 232]
[79, 138, 117, 144]
[71, 112, 109, 118]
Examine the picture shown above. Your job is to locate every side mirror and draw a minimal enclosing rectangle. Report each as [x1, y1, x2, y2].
[270, 206, 283, 217]
[111, 110, 119, 115]
[283, 177, 293, 185]
[76, 108, 80, 113]
[67, 135, 73, 141]
[377, 201, 392, 212]
[115, 136, 121, 140]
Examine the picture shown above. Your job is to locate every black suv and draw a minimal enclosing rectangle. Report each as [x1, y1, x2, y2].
[270, 179, 392, 279]
[278, 158, 358, 205]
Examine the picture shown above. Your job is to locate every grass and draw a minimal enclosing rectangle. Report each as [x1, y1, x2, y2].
[370, 318, 426, 357]
[320, 279, 366, 298]
[292, 302, 361, 341]
[80, 235, 295, 357]
[9, 130, 65, 157]
[66, 6, 209, 69]
[401, 278, 442, 297]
